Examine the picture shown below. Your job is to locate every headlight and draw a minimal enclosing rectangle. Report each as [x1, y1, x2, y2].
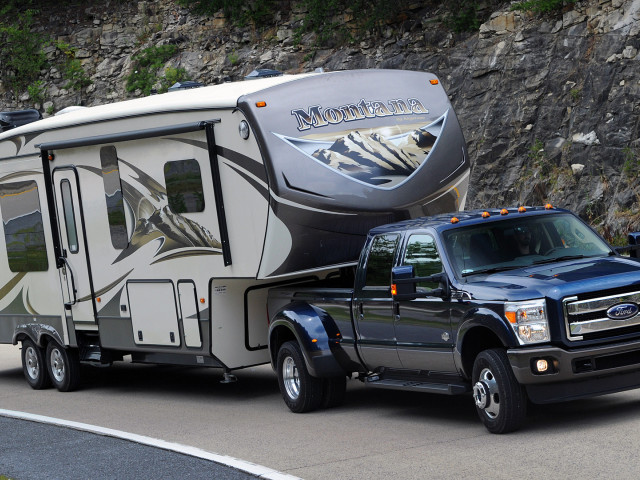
[505, 299, 550, 345]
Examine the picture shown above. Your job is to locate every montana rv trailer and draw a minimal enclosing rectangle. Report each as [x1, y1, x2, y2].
[0, 69, 469, 391]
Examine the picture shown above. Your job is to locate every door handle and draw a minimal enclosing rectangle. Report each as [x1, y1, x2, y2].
[394, 302, 400, 318]
[58, 256, 77, 307]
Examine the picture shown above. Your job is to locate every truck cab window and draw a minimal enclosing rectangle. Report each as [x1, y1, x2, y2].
[164, 159, 205, 213]
[364, 234, 399, 287]
[403, 234, 442, 290]
[0, 180, 48, 272]
[100, 146, 128, 249]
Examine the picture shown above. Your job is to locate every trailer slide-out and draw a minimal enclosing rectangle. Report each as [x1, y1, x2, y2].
[0, 69, 469, 391]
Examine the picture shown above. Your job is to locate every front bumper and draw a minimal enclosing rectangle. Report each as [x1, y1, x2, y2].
[508, 338, 640, 404]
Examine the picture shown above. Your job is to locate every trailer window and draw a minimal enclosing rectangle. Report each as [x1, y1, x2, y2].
[60, 179, 79, 253]
[0, 180, 49, 272]
[100, 146, 128, 249]
[164, 159, 205, 213]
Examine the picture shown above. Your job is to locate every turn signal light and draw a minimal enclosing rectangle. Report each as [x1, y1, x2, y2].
[430, 79, 439, 85]
[391, 284, 397, 296]
[256, 101, 267, 108]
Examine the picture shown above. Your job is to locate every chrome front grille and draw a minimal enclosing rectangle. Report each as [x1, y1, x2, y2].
[564, 291, 640, 341]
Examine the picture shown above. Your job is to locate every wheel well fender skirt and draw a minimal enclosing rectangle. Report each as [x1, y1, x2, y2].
[13, 323, 64, 348]
[269, 301, 348, 378]
[455, 308, 518, 379]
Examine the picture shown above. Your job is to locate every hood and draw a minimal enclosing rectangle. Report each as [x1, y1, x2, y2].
[463, 255, 640, 302]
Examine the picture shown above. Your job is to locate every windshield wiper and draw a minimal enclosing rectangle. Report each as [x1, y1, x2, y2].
[532, 255, 585, 265]
[461, 265, 521, 277]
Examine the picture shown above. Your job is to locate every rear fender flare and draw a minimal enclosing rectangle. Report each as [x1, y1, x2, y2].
[12, 323, 64, 349]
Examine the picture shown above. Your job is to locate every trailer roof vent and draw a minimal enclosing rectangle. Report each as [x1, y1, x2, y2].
[0, 109, 42, 133]
[244, 69, 283, 80]
[168, 81, 204, 92]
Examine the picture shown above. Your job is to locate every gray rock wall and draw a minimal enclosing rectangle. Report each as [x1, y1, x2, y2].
[2, 0, 639, 241]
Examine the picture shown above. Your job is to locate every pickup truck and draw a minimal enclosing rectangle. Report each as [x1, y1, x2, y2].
[267, 205, 640, 433]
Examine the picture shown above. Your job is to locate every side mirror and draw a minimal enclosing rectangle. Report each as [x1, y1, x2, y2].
[391, 266, 449, 300]
[616, 232, 640, 258]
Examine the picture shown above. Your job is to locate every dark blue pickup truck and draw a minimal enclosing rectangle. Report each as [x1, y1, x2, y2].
[267, 206, 640, 433]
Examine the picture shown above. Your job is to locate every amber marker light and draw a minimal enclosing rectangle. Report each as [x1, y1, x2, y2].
[256, 101, 267, 108]
[545, 203, 554, 210]
[200, 298, 205, 304]
[482, 211, 490, 218]
[518, 206, 526, 213]
[311, 338, 318, 343]
[451, 217, 459, 224]
[500, 208, 509, 215]
[96, 297, 101, 303]
[391, 284, 398, 296]
[505, 311, 516, 324]
[47, 153, 55, 161]
[430, 79, 439, 85]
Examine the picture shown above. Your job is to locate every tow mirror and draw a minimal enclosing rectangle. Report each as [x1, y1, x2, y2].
[391, 266, 449, 300]
[615, 232, 640, 258]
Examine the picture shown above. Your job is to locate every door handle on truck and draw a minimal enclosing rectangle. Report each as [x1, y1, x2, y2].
[357, 302, 363, 318]
[394, 302, 400, 318]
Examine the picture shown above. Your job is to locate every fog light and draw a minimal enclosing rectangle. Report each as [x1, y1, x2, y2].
[535, 359, 549, 373]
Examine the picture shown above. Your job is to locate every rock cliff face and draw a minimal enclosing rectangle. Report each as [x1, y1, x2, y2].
[2, 0, 639, 241]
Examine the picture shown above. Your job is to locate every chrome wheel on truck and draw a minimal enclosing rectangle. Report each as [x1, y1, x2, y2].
[21, 339, 51, 390]
[46, 340, 81, 392]
[276, 341, 323, 413]
[472, 349, 526, 434]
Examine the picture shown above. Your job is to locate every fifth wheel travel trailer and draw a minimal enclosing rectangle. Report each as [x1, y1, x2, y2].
[0, 69, 469, 391]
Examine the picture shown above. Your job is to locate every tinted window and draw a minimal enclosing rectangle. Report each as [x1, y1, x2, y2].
[100, 146, 128, 249]
[364, 234, 399, 287]
[403, 234, 442, 289]
[164, 159, 205, 213]
[60, 179, 79, 253]
[0, 180, 48, 272]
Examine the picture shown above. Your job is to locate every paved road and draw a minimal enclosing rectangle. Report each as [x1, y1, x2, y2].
[0, 416, 258, 480]
[3, 343, 640, 479]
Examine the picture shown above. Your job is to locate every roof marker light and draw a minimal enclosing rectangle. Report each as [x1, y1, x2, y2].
[451, 217, 459, 224]
[545, 203, 554, 210]
[518, 206, 526, 213]
[482, 211, 490, 218]
[430, 79, 439, 85]
[500, 208, 509, 215]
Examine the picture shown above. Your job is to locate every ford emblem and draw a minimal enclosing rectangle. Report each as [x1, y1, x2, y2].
[606, 303, 640, 320]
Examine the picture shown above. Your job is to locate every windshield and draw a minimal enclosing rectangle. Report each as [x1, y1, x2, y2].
[442, 213, 613, 277]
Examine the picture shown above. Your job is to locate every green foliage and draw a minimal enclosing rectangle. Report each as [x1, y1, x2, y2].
[27, 80, 45, 105]
[126, 45, 178, 95]
[443, 0, 483, 33]
[175, 0, 274, 26]
[56, 42, 92, 92]
[622, 146, 640, 178]
[0, 9, 48, 95]
[511, 0, 575, 14]
[158, 67, 190, 93]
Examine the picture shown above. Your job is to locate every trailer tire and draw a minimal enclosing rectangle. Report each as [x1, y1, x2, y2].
[46, 341, 81, 392]
[472, 348, 526, 434]
[21, 339, 51, 390]
[277, 341, 323, 413]
[321, 376, 346, 409]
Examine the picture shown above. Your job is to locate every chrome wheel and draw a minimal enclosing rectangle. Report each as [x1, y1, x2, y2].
[282, 355, 300, 401]
[24, 345, 41, 381]
[49, 347, 66, 383]
[473, 367, 500, 419]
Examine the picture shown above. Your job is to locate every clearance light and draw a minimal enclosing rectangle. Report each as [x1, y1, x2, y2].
[482, 211, 490, 218]
[535, 359, 549, 373]
[96, 297, 101, 303]
[47, 153, 55, 161]
[430, 79, 439, 85]
[500, 208, 509, 215]
[451, 217, 459, 224]
[518, 206, 526, 213]
[256, 101, 267, 108]
[545, 203, 554, 210]
[391, 284, 397, 296]
[200, 298, 205, 304]
[311, 338, 318, 343]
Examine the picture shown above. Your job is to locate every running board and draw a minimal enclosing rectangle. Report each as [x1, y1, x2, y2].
[365, 377, 469, 395]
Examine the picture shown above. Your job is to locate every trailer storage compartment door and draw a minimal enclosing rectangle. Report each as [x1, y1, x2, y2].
[127, 281, 180, 346]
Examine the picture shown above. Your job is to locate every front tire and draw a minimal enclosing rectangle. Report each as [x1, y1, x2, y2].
[46, 341, 81, 392]
[21, 339, 51, 390]
[472, 348, 526, 434]
[276, 341, 323, 413]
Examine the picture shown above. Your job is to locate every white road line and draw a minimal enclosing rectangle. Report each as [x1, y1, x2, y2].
[0, 408, 301, 480]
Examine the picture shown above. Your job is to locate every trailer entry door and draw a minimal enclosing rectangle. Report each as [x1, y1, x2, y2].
[53, 168, 97, 324]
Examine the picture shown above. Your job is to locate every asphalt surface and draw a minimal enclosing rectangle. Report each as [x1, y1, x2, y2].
[0, 416, 257, 480]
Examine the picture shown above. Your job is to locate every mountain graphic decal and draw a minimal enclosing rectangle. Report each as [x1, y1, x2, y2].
[276, 113, 445, 188]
